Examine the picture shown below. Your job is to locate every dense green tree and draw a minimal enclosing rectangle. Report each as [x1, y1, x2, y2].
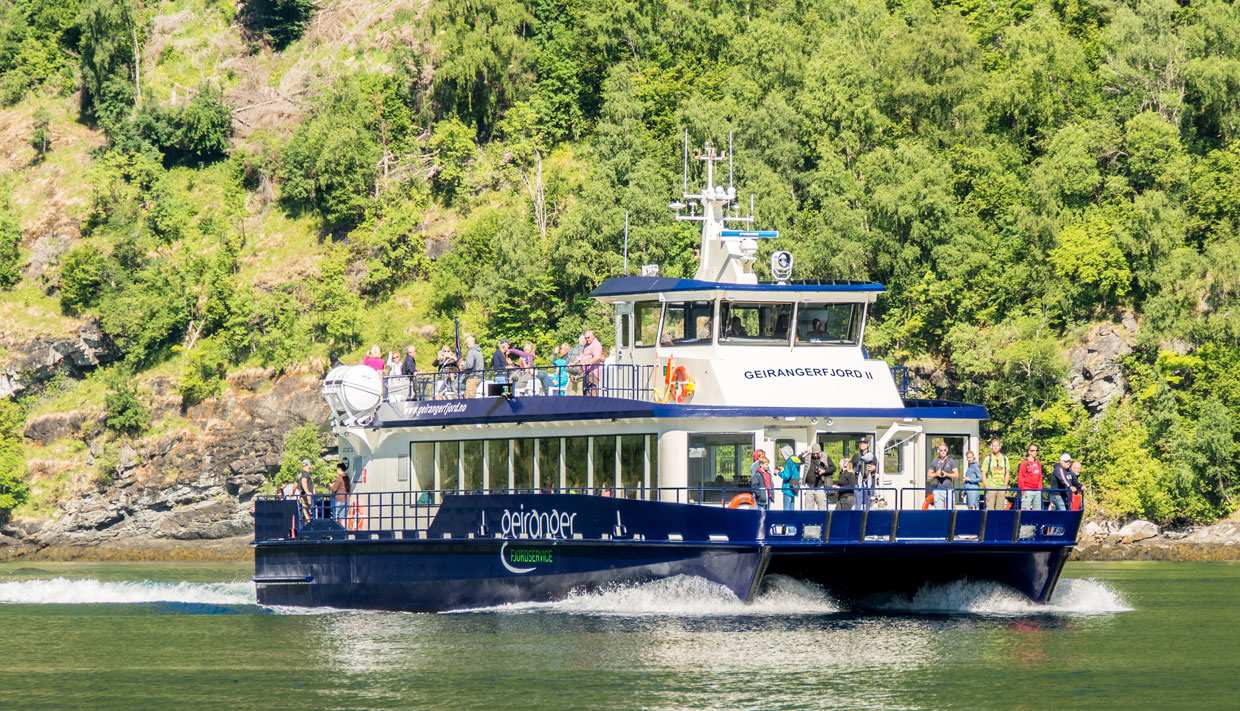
[238, 0, 315, 50]
[103, 368, 149, 435]
[0, 196, 20, 289]
[76, 0, 141, 123]
[0, 399, 29, 522]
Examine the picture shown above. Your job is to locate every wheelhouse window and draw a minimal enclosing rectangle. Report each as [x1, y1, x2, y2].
[634, 301, 660, 348]
[661, 301, 713, 345]
[719, 301, 794, 344]
[796, 303, 863, 345]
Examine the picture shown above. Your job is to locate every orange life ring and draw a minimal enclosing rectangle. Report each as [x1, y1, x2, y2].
[668, 365, 694, 403]
[920, 493, 934, 510]
[727, 493, 755, 509]
[347, 500, 368, 531]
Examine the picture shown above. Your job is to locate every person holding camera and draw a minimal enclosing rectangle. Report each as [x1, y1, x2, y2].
[801, 444, 835, 511]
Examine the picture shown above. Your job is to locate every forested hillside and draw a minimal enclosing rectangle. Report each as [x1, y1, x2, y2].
[1, 0, 1239, 528]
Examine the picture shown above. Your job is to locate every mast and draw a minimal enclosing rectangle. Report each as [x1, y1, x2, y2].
[670, 132, 774, 284]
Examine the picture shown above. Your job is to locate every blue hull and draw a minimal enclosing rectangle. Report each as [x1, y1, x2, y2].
[254, 539, 768, 611]
[253, 493, 1081, 611]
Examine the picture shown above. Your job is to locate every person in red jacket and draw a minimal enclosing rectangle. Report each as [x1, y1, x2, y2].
[1017, 445, 1044, 510]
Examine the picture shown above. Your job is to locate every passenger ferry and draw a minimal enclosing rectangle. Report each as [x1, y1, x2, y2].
[252, 139, 1082, 612]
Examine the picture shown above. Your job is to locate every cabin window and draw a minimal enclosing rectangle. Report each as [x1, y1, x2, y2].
[412, 442, 434, 491]
[538, 438, 563, 491]
[513, 439, 534, 492]
[687, 433, 755, 504]
[719, 302, 794, 344]
[634, 301, 660, 348]
[593, 436, 618, 493]
[661, 301, 713, 345]
[795, 303, 863, 345]
[487, 440, 510, 491]
[618, 313, 631, 348]
[565, 436, 589, 492]
[462, 441, 484, 491]
[620, 435, 646, 499]
[438, 441, 461, 492]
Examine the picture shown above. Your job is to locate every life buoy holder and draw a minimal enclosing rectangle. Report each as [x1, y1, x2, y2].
[727, 493, 755, 509]
[667, 365, 695, 403]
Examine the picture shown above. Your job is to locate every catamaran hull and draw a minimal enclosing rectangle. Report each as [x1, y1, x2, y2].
[253, 537, 1071, 611]
[253, 539, 770, 612]
[764, 544, 1071, 604]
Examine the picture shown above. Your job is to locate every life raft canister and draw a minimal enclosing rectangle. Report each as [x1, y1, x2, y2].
[727, 493, 755, 509]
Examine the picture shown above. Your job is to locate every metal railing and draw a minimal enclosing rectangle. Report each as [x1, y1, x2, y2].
[382, 364, 656, 403]
[890, 365, 910, 397]
[256, 486, 1082, 542]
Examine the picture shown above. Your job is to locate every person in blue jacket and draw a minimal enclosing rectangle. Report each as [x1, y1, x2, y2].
[777, 445, 802, 511]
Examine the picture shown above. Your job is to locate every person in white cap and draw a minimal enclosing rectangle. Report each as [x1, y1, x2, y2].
[1050, 453, 1074, 511]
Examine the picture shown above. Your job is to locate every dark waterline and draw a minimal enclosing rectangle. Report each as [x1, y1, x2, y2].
[0, 561, 1235, 710]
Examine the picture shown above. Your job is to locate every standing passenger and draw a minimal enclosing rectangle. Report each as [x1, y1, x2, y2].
[835, 459, 857, 510]
[581, 330, 604, 394]
[802, 445, 834, 511]
[363, 345, 385, 372]
[1017, 445, 1044, 510]
[850, 439, 877, 510]
[962, 450, 982, 510]
[491, 338, 512, 384]
[750, 450, 771, 510]
[297, 458, 316, 522]
[552, 344, 570, 394]
[926, 443, 958, 510]
[1049, 453, 1073, 511]
[329, 462, 351, 522]
[566, 335, 586, 396]
[1068, 461, 1089, 509]
[459, 336, 484, 398]
[777, 445, 802, 511]
[981, 438, 1010, 511]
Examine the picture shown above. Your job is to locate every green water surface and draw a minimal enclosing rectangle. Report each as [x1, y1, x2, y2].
[0, 561, 1235, 710]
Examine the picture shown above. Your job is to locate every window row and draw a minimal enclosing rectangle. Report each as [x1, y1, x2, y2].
[409, 435, 658, 499]
[628, 300, 863, 348]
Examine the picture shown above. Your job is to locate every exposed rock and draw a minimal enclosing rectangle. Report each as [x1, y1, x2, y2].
[0, 321, 121, 398]
[23, 230, 69, 282]
[1066, 313, 1138, 414]
[23, 410, 95, 445]
[1117, 519, 1160, 543]
[27, 372, 328, 550]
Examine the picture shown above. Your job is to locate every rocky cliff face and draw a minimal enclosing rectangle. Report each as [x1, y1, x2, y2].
[3, 369, 328, 554]
[1066, 312, 1138, 415]
[0, 321, 121, 399]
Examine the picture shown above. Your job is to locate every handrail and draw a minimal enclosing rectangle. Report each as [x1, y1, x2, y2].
[256, 485, 1083, 541]
[381, 364, 656, 403]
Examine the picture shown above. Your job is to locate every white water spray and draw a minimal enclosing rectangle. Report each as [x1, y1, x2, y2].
[0, 577, 256, 606]
[871, 577, 1131, 615]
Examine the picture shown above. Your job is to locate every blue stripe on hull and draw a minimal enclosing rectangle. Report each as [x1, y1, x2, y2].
[254, 539, 767, 612]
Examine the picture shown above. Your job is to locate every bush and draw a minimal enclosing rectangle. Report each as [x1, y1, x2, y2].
[0, 400, 29, 522]
[103, 369, 149, 435]
[272, 422, 331, 490]
[176, 337, 229, 409]
[0, 199, 21, 289]
[58, 244, 105, 313]
[239, 0, 316, 50]
[171, 83, 232, 162]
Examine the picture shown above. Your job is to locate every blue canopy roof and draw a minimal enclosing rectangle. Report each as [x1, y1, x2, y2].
[590, 276, 886, 299]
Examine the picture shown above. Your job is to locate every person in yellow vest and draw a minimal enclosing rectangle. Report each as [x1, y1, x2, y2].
[981, 437, 1010, 511]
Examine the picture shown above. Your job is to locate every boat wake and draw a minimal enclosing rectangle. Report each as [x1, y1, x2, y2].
[868, 577, 1131, 615]
[0, 577, 258, 608]
[459, 574, 841, 616]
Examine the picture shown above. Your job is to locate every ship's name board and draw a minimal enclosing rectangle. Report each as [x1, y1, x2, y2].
[402, 401, 468, 417]
[501, 505, 578, 540]
[743, 367, 873, 381]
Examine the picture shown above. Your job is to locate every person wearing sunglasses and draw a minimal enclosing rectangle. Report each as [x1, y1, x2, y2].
[1017, 445, 1044, 510]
